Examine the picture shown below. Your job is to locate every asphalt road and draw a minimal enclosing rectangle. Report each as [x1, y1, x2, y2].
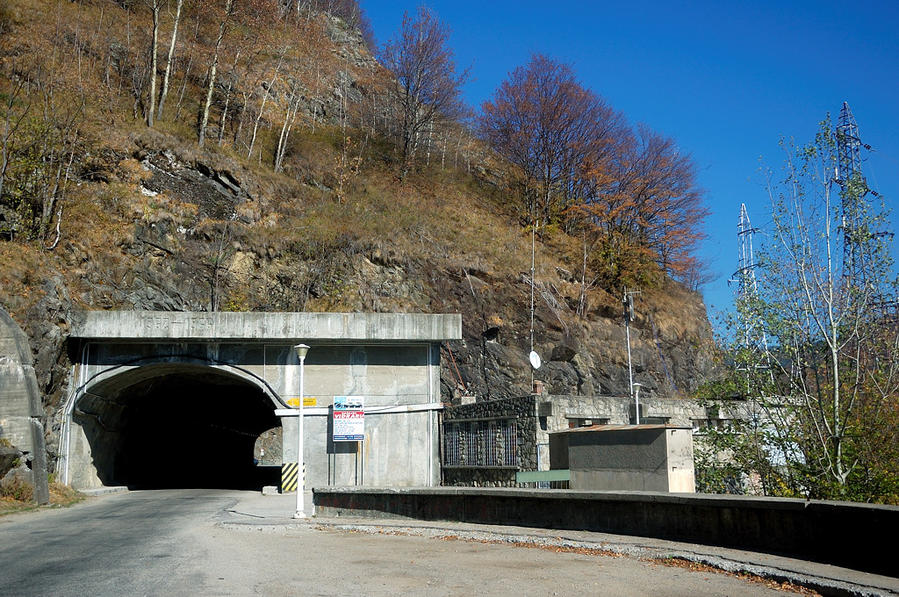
[0, 489, 801, 596]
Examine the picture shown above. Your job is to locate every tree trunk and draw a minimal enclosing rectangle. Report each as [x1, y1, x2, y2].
[247, 53, 284, 159]
[274, 98, 295, 173]
[174, 53, 192, 121]
[198, 0, 233, 147]
[157, 0, 183, 121]
[147, 1, 159, 127]
[218, 80, 232, 145]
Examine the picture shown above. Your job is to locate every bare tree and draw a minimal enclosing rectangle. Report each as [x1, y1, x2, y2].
[273, 76, 304, 173]
[198, 0, 234, 147]
[156, 0, 184, 120]
[144, 0, 163, 127]
[247, 49, 285, 159]
[380, 6, 468, 177]
[0, 61, 82, 242]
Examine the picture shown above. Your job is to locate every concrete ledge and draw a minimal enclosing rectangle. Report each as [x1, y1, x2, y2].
[79, 486, 129, 496]
[73, 311, 462, 342]
[312, 487, 899, 577]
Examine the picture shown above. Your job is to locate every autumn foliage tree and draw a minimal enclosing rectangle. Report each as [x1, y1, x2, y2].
[575, 124, 708, 287]
[480, 54, 624, 226]
[480, 54, 708, 290]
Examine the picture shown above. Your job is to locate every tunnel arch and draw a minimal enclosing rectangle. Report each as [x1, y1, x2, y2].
[66, 359, 283, 489]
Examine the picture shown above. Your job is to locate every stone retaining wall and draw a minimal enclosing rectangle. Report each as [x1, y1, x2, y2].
[442, 397, 537, 487]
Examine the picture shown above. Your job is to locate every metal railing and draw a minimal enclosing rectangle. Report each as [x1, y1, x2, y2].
[443, 418, 518, 467]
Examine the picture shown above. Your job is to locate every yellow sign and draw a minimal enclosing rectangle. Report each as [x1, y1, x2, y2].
[286, 397, 317, 407]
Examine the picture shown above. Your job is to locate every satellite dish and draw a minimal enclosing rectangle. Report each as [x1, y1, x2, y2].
[529, 350, 542, 370]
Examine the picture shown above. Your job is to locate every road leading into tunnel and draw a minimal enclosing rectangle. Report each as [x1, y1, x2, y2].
[0, 489, 801, 596]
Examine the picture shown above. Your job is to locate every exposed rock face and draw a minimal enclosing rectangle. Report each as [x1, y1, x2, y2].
[0, 444, 22, 479]
[135, 145, 253, 221]
[420, 264, 715, 404]
[23, 278, 78, 414]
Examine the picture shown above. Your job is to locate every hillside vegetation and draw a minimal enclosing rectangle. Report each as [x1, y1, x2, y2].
[0, 0, 716, 416]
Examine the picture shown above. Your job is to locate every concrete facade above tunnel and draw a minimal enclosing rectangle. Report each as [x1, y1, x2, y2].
[61, 311, 462, 490]
[74, 311, 462, 342]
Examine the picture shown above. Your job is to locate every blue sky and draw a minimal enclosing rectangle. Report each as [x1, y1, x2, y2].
[363, 1, 899, 327]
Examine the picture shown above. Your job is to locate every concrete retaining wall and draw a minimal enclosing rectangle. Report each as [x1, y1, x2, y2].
[0, 308, 49, 503]
[74, 311, 461, 342]
[0, 309, 42, 449]
[312, 487, 899, 577]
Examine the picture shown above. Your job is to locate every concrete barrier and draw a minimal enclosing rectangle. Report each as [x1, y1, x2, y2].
[312, 487, 899, 577]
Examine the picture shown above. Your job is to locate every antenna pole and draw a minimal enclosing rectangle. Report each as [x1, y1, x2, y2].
[530, 195, 536, 388]
[623, 287, 640, 406]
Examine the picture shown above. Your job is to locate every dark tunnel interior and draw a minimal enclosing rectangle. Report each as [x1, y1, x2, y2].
[75, 365, 281, 489]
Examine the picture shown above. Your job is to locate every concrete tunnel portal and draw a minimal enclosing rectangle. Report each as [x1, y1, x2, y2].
[63, 311, 463, 490]
[74, 363, 281, 489]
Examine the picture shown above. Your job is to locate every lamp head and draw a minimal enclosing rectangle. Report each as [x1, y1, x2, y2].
[294, 343, 310, 359]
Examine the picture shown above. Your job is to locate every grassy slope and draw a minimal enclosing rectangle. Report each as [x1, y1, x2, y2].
[0, 0, 715, 402]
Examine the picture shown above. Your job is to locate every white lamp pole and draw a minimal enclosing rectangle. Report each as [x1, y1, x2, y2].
[293, 343, 309, 519]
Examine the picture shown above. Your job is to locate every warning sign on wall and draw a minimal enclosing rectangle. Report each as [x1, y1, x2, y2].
[333, 396, 364, 441]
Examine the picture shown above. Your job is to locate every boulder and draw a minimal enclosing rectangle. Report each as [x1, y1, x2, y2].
[0, 464, 34, 501]
[0, 444, 23, 479]
[550, 343, 577, 362]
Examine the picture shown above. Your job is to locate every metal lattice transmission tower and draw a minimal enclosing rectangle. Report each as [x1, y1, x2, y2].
[731, 203, 768, 352]
[835, 101, 871, 287]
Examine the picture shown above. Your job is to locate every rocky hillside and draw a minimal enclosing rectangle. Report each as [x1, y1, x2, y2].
[0, 0, 717, 447]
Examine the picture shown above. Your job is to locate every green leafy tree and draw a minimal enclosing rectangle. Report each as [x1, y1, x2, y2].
[708, 117, 899, 503]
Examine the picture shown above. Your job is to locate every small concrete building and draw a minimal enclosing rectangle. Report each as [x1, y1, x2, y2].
[549, 424, 695, 492]
[442, 394, 747, 487]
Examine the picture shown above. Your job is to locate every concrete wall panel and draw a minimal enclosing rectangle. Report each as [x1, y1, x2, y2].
[282, 409, 436, 488]
[74, 312, 462, 342]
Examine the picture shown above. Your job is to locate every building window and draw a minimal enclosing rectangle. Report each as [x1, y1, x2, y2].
[637, 416, 670, 425]
[443, 418, 518, 467]
[567, 417, 609, 428]
[692, 418, 731, 433]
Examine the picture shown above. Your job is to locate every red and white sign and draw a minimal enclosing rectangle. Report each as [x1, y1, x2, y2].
[333, 396, 364, 441]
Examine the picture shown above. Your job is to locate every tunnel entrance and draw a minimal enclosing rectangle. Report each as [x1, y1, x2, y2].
[74, 364, 281, 489]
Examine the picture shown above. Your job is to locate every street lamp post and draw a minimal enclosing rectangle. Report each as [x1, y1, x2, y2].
[293, 343, 309, 519]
